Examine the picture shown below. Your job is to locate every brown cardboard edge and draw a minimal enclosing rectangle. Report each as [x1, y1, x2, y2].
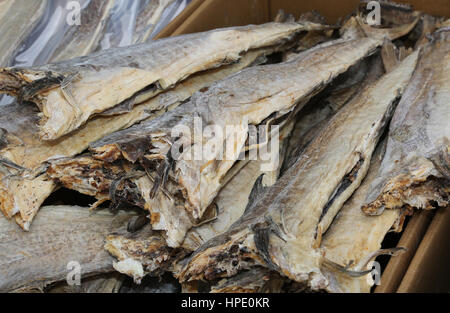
[375, 211, 435, 293]
[155, 0, 207, 39]
[397, 207, 450, 293]
[161, 0, 449, 37]
[168, 0, 270, 36]
[269, 0, 449, 23]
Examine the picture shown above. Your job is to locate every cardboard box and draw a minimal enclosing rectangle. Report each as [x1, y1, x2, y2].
[159, 0, 450, 293]
[162, 0, 449, 33]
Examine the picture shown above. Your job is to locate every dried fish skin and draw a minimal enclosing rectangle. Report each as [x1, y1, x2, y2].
[363, 30, 450, 216]
[0, 21, 324, 140]
[359, 0, 418, 27]
[413, 15, 438, 50]
[210, 267, 283, 293]
[282, 53, 385, 172]
[50, 0, 116, 63]
[321, 142, 402, 293]
[0, 174, 54, 231]
[0, 205, 134, 292]
[47, 155, 148, 211]
[104, 126, 292, 282]
[0, 0, 47, 66]
[105, 228, 184, 284]
[47, 273, 124, 293]
[0, 49, 269, 230]
[92, 36, 384, 248]
[46, 156, 127, 200]
[357, 0, 421, 38]
[181, 120, 294, 251]
[177, 52, 419, 289]
[0, 49, 268, 170]
[182, 160, 282, 252]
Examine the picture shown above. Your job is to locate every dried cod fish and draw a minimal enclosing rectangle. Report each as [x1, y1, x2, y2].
[182, 159, 284, 252]
[0, 49, 271, 230]
[0, 49, 269, 170]
[47, 273, 124, 293]
[0, 205, 134, 292]
[210, 52, 387, 293]
[0, 21, 325, 140]
[90, 35, 394, 248]
[50, 0, 116, 63]
[104, 124, 293, 282]
[210, 267, 285, 293]
[321, 141, 404, 293]
[413, 15, 438, 50]
[282, 52, 385, 172]
[0, 0, 47, 66]
[363, 29, 450, 215]
[177, 51, 419, 290]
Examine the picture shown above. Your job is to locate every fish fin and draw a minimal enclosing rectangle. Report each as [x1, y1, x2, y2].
[243, 175, 267, 216]
[252, 224, 280, 272]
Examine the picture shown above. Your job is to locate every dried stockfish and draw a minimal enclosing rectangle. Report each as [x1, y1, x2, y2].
[180, 51, 386, 293]
[282, 52, 386, 172]
[321, 141, 404, 293]
[0, 21, 325, 140]
[211, 267, 285, 293]
[0, 49, 272, 230]
[177, 51, 419, 290]
[104, 124, 294, 282]
[0, 205, 134, 292]
[47, 273, 124, 293]
[363, 28, 450, 215]
[90, 30, 402, 248]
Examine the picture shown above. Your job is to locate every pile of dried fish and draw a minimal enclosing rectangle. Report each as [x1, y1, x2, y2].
[0, 1, 448, 293]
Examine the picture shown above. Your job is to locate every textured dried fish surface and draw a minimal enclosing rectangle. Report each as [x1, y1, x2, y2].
[211, 267, 284, 293]
[47, 273, 124, 293]
[0, 21, 324, 140]
[363, 29, 450, 215]
[182, 159, 283, 252]
[13, 50, 271, 230]
[282, 53, 385, 172]
[321, 142, 402, 293]
[104, 125, 293, 282]
[134, 0, 175, 44]
[0, 49, 269, 230]
[0, 205, 134, 292]
[105, 227, 180, 284]
[50, 0, 116, 63]
[0, 172, 54, 231]
[91, 36, 384, 248]
[0, 0, 47, 66]
[1, 50, 268, 170]
[177, 51, 419, 290]
[182, 53, 383, 292]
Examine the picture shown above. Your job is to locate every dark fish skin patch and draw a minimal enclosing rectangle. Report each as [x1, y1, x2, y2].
[252, 223, 280, 272]
[19, 74, 65, 104]
[319, 156, 365, 224]
[0, 128, 8, 150]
